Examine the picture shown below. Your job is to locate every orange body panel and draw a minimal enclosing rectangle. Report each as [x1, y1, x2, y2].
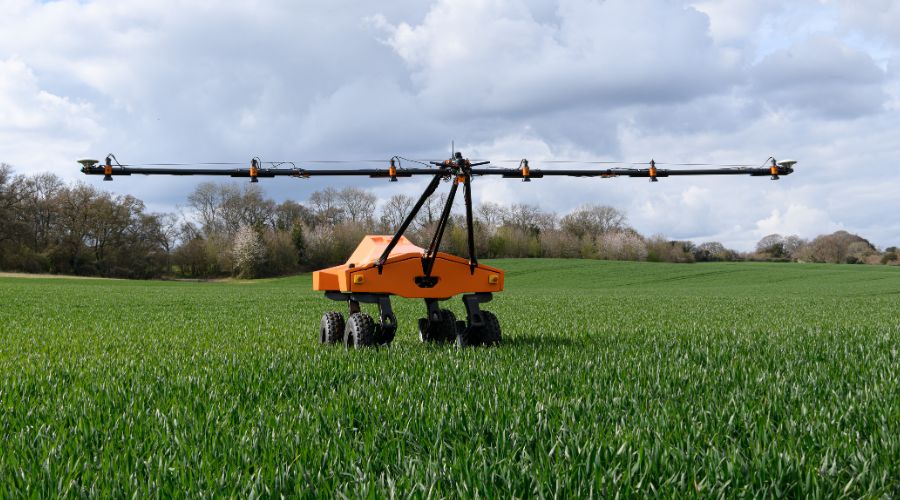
[312, 235, 504, 299]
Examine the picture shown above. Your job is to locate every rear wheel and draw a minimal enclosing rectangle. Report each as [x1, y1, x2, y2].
[319, 312, 344, 345]
[419, 309, 457, 343]
[479, 311, 502, 346]
[345, 313, 376, 348]
[458, 310, 502, 347]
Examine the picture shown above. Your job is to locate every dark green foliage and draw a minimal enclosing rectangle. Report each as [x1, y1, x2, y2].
[291, 225, 306, 266]
[0, 168, 170, 278]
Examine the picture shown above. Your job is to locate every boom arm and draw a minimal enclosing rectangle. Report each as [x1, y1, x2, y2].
[78, 153, 796, 281]
[79, 159, 796, 181]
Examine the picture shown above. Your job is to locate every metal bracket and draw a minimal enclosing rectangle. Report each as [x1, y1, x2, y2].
[461, 292, 492, 328]
[424, 298, 442, 324]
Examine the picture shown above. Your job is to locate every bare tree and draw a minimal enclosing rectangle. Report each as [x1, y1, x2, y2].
[379, 194, 414, 231]
[86, 193, 143, 268]
[783, 235, 805, 259]
[338, 187, 377, 224]
[187, 182, 225, 236]
[273, 200, 312, 232]
[54, 183, 98, 273]
[693, 241, 736, 261]
[755, 234, 786, 258]
[215, 184, 244, 235]
[227, 184, 274, 232]
[415, 193, 447, 232]
[847, 241, 877, 264]
[794, 231, 876, 264]
[0, 163, 11, 189]
[157, 212, 181, 266]
[308, 187, 346, 226]
[19, 173, 64, 251]
[561, 204, 627, 239]
[179, 221, 202, 242]
[0, 164, 19, 247]
[503, 203, 556, 234]
[476, 201, 506, 233]
[539, 228, 581, 258]
[188, 183, 274, 237]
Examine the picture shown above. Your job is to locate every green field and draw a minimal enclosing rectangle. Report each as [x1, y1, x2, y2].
[1, 260, 899, 496]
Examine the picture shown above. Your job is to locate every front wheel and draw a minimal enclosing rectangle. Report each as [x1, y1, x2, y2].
[320, 312, 345, 345]
[345, 312, 376, 348]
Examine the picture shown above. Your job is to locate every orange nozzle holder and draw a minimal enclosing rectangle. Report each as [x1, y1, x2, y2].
[769, 159, 779, 180]
[389, 158, 397, 182]
[649, 159, 658, 182]
[250, 159, 259, 183]
[103, 156, 113, 181]
[520, 159, 530, 182]
[455, 174, 465, 184]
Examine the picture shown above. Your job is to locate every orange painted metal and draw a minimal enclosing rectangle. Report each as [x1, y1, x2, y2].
[312, 235, 505, 299]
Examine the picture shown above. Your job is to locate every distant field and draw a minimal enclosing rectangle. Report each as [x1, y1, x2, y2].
[1, 260, 898, 496]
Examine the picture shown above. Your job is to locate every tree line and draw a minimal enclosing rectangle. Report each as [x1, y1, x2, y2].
[0, 164, 175, 277]
[1, 164, 897, 279]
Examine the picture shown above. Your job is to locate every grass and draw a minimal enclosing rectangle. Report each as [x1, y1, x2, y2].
[1, 259, 898, 497]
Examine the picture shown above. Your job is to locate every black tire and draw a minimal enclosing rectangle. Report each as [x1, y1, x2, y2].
[344, 312, 376, 348]
[319, 312, 345, 345]
[457, 325, 480, 347]
[438, 309, 458, 342]
[480, 310, 502, 346]
[417, 318, 433, 342]
[419, 309, 458, 343]
[375, 321, 397, 346]
[457, 310, 502, 347]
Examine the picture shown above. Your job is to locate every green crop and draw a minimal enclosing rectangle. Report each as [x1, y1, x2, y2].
[1, 260, 898, 497]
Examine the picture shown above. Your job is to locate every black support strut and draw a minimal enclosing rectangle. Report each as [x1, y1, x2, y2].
[422, 178, 459, 278]
[462, 292, 493, 328]
[462, 173, 478, 274]
[375, 172, 444, 271]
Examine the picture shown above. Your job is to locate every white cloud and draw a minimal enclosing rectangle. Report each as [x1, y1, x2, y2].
[752, 36, 887, 118]
[0, 57, 102, 178]
[0, 0, 897, 251]
[830, 0, 900, 46]
[754, 204, 841, 238]
[692, 0, 786, 46]
[377, 0, 735, 117]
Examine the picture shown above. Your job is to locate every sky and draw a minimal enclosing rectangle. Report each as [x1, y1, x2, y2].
[1, 0, 898, 251]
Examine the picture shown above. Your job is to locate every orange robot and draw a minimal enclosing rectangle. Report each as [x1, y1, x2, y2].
[314, 235, 504, 347]
[79, 151, 797, 348]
